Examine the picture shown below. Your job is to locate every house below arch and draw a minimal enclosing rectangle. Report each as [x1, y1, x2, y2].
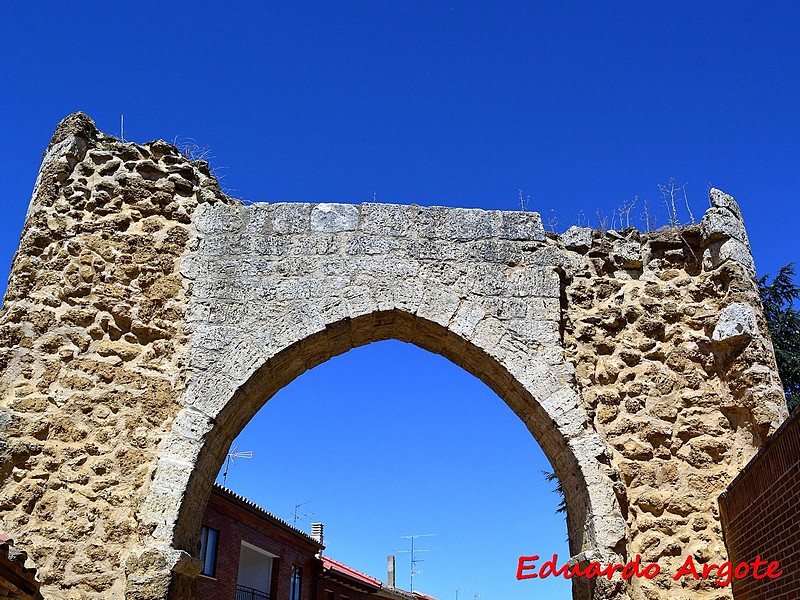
[198, 484, 436, 600]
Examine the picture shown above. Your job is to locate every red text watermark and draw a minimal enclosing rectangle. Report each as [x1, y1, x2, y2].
[516, 554, 782, 587]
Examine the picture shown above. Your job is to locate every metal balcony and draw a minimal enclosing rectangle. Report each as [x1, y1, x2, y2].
[236, 584, 271, 600]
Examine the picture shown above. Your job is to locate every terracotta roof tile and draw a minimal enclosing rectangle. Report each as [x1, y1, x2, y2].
[321, 555, 383, 588]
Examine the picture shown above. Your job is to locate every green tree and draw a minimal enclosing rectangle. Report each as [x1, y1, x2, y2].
[758, 264, 800, 412]
[542, 469, 567, 514]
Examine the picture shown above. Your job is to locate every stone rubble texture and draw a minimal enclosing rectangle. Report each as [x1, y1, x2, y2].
[0, 113, 787, 600]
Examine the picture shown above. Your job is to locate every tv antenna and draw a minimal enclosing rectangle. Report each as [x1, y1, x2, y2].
[398, 533, 434, 592]
[222, 445, 253, 487]
[293, 500, 313, 526]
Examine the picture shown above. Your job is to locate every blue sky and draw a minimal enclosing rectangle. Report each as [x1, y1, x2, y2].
[2, 3, 799, 599]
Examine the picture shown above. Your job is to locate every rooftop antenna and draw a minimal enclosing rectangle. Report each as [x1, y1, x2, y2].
[120, 114, 124, 142]
[293, 500, 313, 526]
[222, 445, 253, 487]
[399, 533, 434, 592]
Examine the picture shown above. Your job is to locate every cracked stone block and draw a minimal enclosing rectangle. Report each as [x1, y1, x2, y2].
[712, 303, 757, 348]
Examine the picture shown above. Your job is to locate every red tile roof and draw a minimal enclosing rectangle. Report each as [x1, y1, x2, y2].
[321, 555, 383, 591]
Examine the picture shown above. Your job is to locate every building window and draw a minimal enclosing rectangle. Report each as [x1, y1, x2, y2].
[289, 565, 302, 600]
[200, 526, 219, 577]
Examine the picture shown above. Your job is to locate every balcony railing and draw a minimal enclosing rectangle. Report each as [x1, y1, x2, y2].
[236, 584, 271, 600]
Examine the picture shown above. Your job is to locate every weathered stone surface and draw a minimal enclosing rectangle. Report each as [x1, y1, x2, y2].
[718, 238, 756, 273]
[700, 188, 756, 275]
[0, 114, 788, 600]
[701, 207, 748, 243]
[310, 203, 359, 232]
[712, 303, 758, 349]
[497, 210, 546, 241]
[562, 225, 594, 250]
[612, 240, 643, 269]
[709, 187, 744, 220]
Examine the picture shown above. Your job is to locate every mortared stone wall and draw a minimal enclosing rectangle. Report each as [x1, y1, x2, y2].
[0, 114, 787, 599]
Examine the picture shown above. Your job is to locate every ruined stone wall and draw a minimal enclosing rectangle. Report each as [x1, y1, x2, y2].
[0, 114, 236, 598]
[0, 114, 787, 600]
[559, 203, 786, 599]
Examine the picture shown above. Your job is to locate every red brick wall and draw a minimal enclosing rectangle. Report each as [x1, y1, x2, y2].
[196, 488, 322, 600]
[719, 410, 800, 599]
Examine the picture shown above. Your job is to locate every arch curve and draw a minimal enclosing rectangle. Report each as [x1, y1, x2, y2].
[140, 304, 625, 599]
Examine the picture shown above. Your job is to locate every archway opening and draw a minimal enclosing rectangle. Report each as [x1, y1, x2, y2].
[215, 338, 573, 599]
[154, 309, 623, 600]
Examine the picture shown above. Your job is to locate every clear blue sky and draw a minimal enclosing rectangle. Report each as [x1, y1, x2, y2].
[2, 3, 799, 599]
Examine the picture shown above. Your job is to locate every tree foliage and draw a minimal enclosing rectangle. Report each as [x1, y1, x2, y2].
[758, 264, 800, 412]
[542, 469, 567, 514]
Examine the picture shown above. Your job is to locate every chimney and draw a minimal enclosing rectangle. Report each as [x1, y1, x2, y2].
[387, 555, 396, 587]
[311, 522, 324, 546]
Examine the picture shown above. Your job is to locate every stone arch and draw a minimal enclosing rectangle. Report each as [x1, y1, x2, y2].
[1, 115, 788, 600]
[142, 304, 625, 600]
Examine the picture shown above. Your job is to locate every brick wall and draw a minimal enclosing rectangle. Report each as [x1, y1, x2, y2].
[719, 410, 800, 599]
[196, 487, 322, 600]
